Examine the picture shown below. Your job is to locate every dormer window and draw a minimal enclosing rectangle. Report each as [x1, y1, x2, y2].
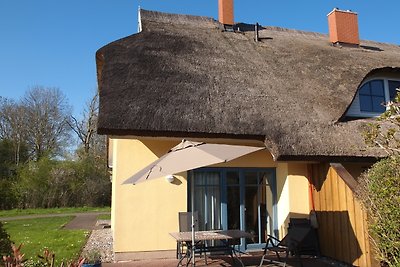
[346, 78, 400, 117]
[359, 80, 385, 113]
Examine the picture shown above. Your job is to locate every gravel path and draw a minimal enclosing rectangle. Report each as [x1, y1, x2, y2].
[81, 220, 114, 263]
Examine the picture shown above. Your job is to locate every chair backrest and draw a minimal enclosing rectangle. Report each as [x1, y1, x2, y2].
[289, 218, 320, 256]
[289, 218, 311, 228]
[179, 211, 199, 232]
[275, 226, 311, 249]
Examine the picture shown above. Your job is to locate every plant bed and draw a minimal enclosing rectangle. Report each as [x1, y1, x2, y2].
[82, 250, 102, 267]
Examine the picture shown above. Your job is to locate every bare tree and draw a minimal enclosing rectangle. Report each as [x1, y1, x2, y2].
[0, 97, 27, 165]
[68, 90, 105, 157]
[21, 86, 72, 160]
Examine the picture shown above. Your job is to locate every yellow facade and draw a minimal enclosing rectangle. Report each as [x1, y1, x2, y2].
[110, 137, 311, 259]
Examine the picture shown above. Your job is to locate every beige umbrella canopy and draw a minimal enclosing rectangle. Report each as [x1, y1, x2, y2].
[123, 139, 265, 185]
[122, 139, 265, 266]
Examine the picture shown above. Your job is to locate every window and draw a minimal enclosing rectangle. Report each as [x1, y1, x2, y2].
[359, 80, 385, 113]
[346, 78, 400, 117]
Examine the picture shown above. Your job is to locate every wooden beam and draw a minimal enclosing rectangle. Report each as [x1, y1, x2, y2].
[330, 163, 358, 192]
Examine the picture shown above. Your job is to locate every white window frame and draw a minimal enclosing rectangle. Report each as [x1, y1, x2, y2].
[346, 77, 400, 118]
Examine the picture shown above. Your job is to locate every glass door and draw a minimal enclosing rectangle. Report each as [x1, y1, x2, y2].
[192, 168, 276, 251]
[243, 171, 276, 250]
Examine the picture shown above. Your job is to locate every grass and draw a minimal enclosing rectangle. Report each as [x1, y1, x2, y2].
[96, 214, 111, 220]
[0, 207, 110, 218]
[3, 216, 88, 264]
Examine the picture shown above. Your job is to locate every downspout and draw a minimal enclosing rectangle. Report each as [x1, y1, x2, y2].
[307, 164, 319, 228]
[307, 164, 315, 211]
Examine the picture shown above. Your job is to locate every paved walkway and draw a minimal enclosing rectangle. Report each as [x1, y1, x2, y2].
[63, 212, 110, 230]
[0, 212, 110, 230]
[103, 252, 342, 267]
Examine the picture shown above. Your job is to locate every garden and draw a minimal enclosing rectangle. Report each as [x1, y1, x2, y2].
[1, 207, 110, 266]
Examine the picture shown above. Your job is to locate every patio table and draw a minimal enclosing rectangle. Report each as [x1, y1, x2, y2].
[170, 229, 253, 267]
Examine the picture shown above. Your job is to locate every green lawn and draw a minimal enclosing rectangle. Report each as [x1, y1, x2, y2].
[0, 207, 110, 218]
[3, 216, 88, 264]
[96, 214, 111, 220]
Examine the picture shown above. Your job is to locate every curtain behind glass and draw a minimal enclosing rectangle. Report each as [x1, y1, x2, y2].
[194, 172, 221, 231]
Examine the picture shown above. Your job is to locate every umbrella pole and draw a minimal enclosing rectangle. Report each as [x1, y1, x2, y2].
[191, 172, 195, 266]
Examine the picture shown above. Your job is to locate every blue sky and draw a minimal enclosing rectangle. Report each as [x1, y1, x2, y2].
[0, 0, 399, 118]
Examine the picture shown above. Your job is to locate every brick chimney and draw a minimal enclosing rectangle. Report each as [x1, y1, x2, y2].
[327, 8, 359, 46]
[218, 0, 234, 25]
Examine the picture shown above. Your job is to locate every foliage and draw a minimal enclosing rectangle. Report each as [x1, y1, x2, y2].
[361, 92, 400, 267]
[0, 89, 110, 210]
[364, 92, 400, 156]
[3, 217, 87, 265]
[2, 244, 26, 267]
[357, 158, 400, 267]
[0, 222, 12, 257]
[81, 250, 101, 264]
[17, 158, 55, 208]
[30, 248, 85, 267]
[0, 179, 18, 210]
[14, 154, 110, 208]
[0, 139, 26, 210]
[2, 246, 84, 267]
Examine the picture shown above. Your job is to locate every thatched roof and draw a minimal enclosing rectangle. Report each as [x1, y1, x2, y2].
[96, 9, 400, 161]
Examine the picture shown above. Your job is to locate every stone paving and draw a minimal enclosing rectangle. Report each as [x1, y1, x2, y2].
[1, 213, 344, 267]
[103, 252, 344, 267]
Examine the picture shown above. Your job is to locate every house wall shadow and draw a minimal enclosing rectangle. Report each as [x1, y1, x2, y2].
[309, 164, 372, 267]
[315, 210, 362, 266]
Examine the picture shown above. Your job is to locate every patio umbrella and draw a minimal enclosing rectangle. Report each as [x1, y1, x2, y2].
[122, 139, 265, 265]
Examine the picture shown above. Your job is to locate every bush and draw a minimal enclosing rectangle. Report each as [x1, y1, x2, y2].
[15, 155, 111, 209]
[357, 157, 400, 267]
[0, 222, 13, 257]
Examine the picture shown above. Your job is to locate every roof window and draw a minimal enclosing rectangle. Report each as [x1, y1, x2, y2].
[346, 78, 400, 117]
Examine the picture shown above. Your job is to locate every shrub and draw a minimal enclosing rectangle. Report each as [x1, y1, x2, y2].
[0, 222, 12, 257]
[2, 244, 25, 267]
[357, 157, 400, 267]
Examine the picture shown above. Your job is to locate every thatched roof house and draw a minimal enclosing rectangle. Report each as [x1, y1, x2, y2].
[96, 9, 400, 161]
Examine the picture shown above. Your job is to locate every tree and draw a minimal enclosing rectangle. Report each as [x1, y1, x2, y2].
[0, 97, 28, 165]
[68, 91, 106, 157]
[359, 94, 400, 267]
[0, 221, 12, 257]
[21, 86, 72, 160]
[0, 139, 24, 209]
[67, 91, 110, 207]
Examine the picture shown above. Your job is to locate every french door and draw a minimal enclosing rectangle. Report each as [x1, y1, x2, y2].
[191, 168, 277, 250]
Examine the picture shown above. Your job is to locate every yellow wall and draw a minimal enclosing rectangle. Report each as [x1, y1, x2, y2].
[110, 137, 310, 254]
[111, 138, 187, 252]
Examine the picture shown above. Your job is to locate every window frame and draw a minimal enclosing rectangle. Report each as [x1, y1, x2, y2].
[346, 77, 400, 118]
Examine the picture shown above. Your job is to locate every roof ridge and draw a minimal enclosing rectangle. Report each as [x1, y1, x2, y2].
[139, 9, 217, 28]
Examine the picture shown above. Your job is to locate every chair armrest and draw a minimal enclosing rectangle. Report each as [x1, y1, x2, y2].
[266, 235, 281, 245]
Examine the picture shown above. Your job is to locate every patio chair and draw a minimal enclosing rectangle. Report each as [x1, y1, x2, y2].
[177, 211, 201, 259]
[259, 226, 310, 267]
[288, 218, 320, 257]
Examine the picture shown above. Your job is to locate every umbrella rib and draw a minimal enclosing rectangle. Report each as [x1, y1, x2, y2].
[145, 165, 164, 180]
